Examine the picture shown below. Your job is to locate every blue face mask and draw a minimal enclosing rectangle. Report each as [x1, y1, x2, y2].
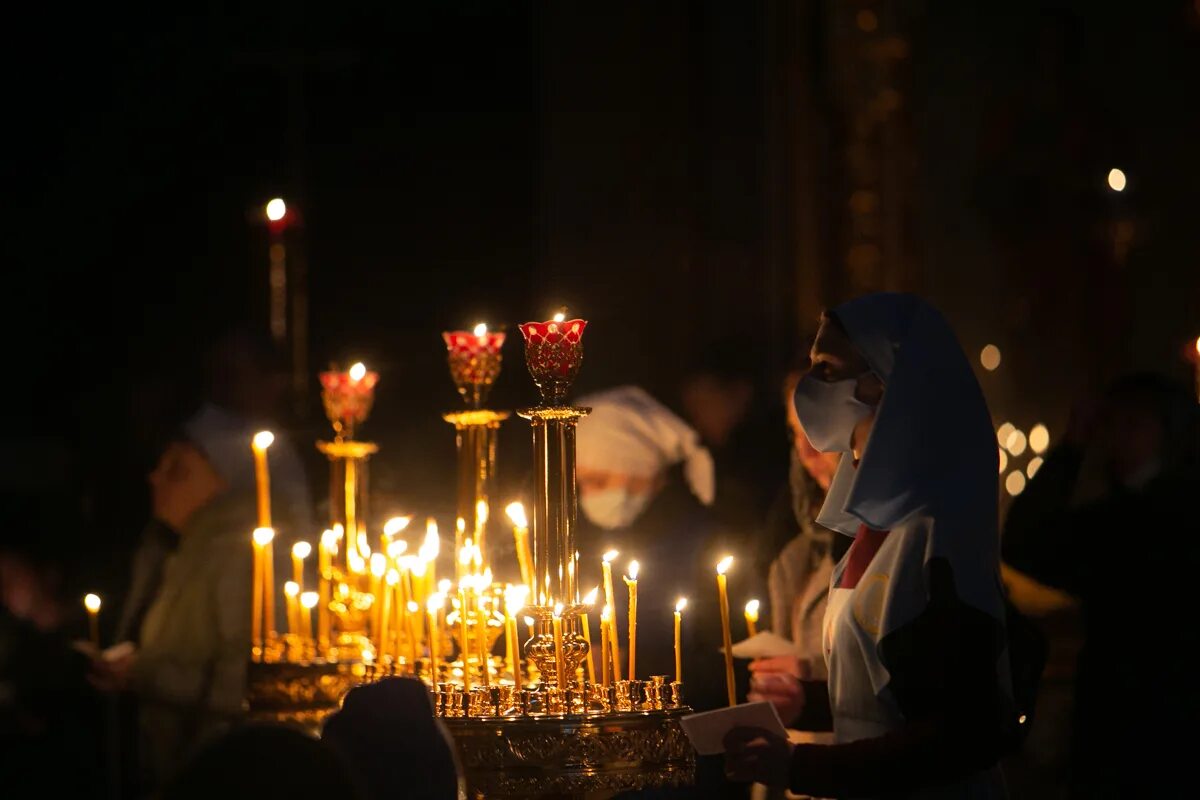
[580, 488, 652, 530]
[793, 373, 874, 453]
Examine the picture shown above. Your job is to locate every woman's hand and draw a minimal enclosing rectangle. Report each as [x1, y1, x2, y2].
[748, 656, 806, 723]
[87, 644, 137, 693]
[724, 725, 794, 787]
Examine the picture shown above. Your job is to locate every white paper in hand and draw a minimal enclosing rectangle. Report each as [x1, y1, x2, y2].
[679, 701, 788, 755]
[729, 631, 796, 660]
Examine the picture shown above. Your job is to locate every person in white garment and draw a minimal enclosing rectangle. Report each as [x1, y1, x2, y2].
[725, 293, 1014, 799]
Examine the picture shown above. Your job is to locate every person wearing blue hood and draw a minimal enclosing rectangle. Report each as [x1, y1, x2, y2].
[724, 294, 1014, 799]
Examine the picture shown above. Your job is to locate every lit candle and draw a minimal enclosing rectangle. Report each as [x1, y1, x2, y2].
[258, 527, 276, 640]
[505, 502, 533, 589]
[476, 600, 490, 688]
[300, 591, 318, 656]
[382, 516, 412, 560]
[251, 431, 274, 528]
[291, 541, 311, 591]
[458, 587, 472, 689]
[716, 556, 736, 706]
[251, 528, 273, 656]
[504, 585, 523, 684]
[675, 597, 687, 684]
[552, 603, 566, 688]
[410, 559, 428, 612]
[475, 499, 489, 566]
[624, 561, 639, 681]
[428, 593, 444, 680]
[600, 606, 611, 687]
[420, 522, 440, 595]
[369, 553, 387, 636]
[379, 569, 398, 660]
[581, 587, 598, 684]
[744, 598, 760, 637]
[318, 529, 337, 652]
[407, 601, 422, 677]
[601, 550, 621, 682]
[454, 517, 466, 580]
[284, 581, 300, 644]
[83, 593, 101, 649]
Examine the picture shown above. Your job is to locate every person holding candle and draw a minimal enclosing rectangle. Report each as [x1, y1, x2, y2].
[724, 294, 1014, 799]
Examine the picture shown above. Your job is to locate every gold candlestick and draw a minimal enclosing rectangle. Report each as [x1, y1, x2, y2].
[716, 557, 736, 706]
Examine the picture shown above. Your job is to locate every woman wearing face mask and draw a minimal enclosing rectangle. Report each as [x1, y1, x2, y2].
[725, 294, 1014, 799]
[575, 386, 748, 721]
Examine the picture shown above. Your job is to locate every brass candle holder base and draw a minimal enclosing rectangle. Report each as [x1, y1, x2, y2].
[245, 660, 369, 734]
[442, 706, 695, 799]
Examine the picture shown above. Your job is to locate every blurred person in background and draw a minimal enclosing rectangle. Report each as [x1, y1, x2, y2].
[1002, 372, 1200, 798]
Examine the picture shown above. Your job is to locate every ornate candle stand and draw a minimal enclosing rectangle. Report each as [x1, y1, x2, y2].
[438, 317, 695, 799]
[316, 365, 380, 652]
[442, 329, 509, 571]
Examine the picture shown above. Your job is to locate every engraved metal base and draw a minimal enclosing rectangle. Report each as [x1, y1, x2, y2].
[245, 660, 368, 734]
[442, 707, 695, 799]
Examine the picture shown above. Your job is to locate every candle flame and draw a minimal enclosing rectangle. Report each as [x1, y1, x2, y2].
[370, 553, 387, 578]
[473, 322, 488, 337]
[349, 362, 367, 381]
[458, 544, 473, 566]
[481, 567, 493, 586]
[505, 502, 527, 529]
[1194, 336, 1200, 357]
[420, 527, 439, 559]
[438, 578, 452, 593]
[524, 615, 535, 627]
[252, 430, 274, 451]
[284, 581, 299, 597]
[383, 516, 412, 537]
[601, 604, 611, 622]
[745, 599, 760, 619]
[475, 499, 489, 526]
[553, 602, 564, 617]
[357, 532, 372, 559]
[626, 560, 639, 581]
[321, 529, 339, 550]
[676, 597, 688, 613]
[300, 591, 319, 609]
[387, 540, 407, 559]
[84, 593, 101, 613]
[348, 549, 366, 574]
[292, 541, 311, 559]
[332, 523, 344, 538]
[583, 586, 599, 606]
[252, 527, 275, 546]
[716, 556, 733, 575]
[428, 593, 445, 613]
[602, 549, 619, 563]
[553, 312, 566, 323]
[407, 600, 419, 613]
[505, 585, 525, 615]
[411, 559, 427, 577]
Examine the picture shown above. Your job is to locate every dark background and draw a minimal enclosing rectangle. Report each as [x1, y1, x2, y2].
[3, 0, 1199, 600]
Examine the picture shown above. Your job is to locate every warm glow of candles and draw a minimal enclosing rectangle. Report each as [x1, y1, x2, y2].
[675, 597, 687, 684]
[474, 322, 488, 338]
[552, 603, 566, 688]
[255, 527, 276, 639]
[744, 599, 760, 637]
[383, 515, 412, 555]
[581, 586, 598, 683]
[428, 593, 445, 680]
[251, 528, 274, 654]
[601, 550, 621, 682]
[284, 581, 300, 641]
[407, 600, 421, 677]
[716, 557, 736, 706]
[300, 591, 318, 653]
[349, 362, 367, 382]
[291, 541, 311, 590]
[600, 606, 611, 687]
[624, 561, 639, 681]
[251, 431, 274, 528]
[84, 594, 101, 648]
[552, 312, 566, 323]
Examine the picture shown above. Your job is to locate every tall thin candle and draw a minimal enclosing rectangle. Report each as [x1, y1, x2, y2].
[601, 550, 621, 682]
[300, 591, 318, 656]
[624, 561, 639, 681]
[600, 606, 611, 687]
[674, 597, 687, 684]
[458, 588, 472, 688]
[716, 556, 736, 706]
[291, 541, 311, 591]
[744, 599, 760, 637]
[552, 603, 566, 688]
[318, 529, 336, 652]
[84, 594, 101, 649]
[251, 431, 274, 528]
[379, 570, 398, 660]
[407, 601, 421, 677]
[581, 587, 598, 684]
[251, 528, 273, 656]
[284, 581, 300, 643]
[259, 528, 276, 639]
[428, 593, 444, 681]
